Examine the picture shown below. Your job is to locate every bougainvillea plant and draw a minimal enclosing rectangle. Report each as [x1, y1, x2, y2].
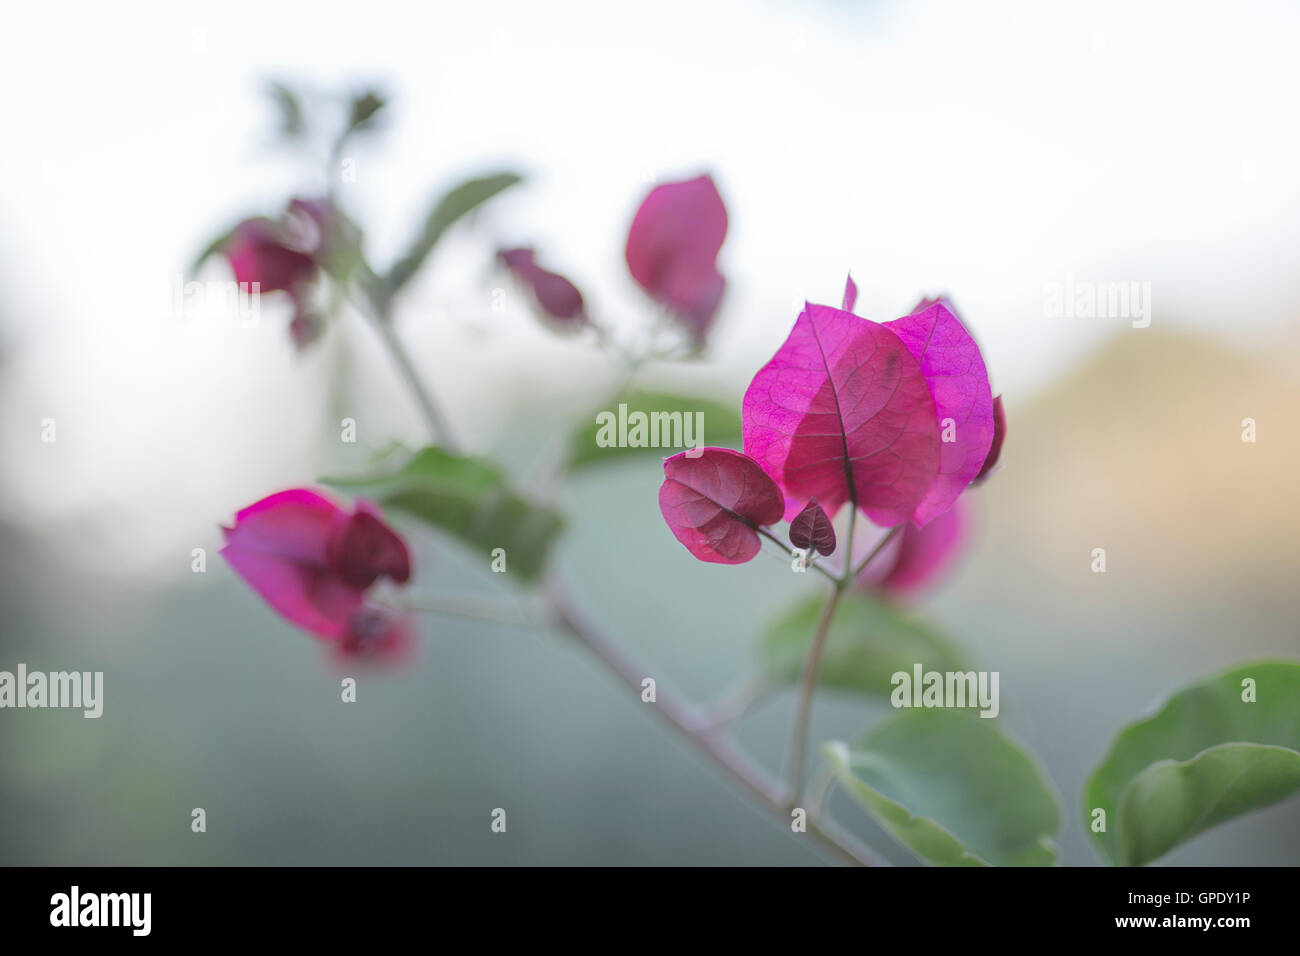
[199, 84, 1300, 866]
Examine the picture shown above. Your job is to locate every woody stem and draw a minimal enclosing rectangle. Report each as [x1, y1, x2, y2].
[783, 503, 867, 803]
[851, 524, 905, 580]
[371, 294, 884, 865]
[544, 573, 883, 866]
[367, 303, 458, 451]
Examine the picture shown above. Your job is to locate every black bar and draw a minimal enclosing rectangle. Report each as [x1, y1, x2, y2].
[0, 865, 1284, 942]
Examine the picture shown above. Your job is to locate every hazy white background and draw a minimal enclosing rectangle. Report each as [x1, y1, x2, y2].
[2, 0, 1299, 868]
[2, 0, 1299, 575]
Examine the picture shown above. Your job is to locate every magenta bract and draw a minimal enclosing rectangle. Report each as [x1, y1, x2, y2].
[329, 607, 418, 668]
[884, 298, 994, 526]
[220, 489, 411, 640]
[788, 499, 836, 556]
[857, 499, 968, 599]
[499, 247, 587, 326]
[286, 197, 336, 256]
[223, 198, 338, 351]
[625, 174, 727, 344]
[224, 219, 316, 295]
[742, 303, 941, 528]
[841, 273, 858, 312]
[658, 447, 784, 564]
[974, 394, 1006, 483]
[289, 307, 323, 350]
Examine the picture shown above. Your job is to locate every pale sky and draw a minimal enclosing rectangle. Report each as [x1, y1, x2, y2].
[2, 0, 1298, 572]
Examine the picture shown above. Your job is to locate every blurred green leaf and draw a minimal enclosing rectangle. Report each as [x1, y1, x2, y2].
[382, 172, 523, 305]
[760, 592, 967, 698]
[322, 446, 562, 581]
[568, 390, 741, 471]
[265, 81, 305, 139]
[1085, 659, 1300, 866]
[824, 710, 1061, 866]
[314, 204, 366, 285]
[345, 89, 387, 133]
[1116, 743, 1300, 867]
[189, 226, 235, 274]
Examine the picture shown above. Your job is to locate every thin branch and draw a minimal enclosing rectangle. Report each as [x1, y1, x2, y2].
[367, 306, 458, 451]
[361, 284, 884, 865]
[700, 675, 775, 732]
[543, 573, 884, 866]
[851, 524, 904, 581]
[404, 594, 533, 628]
[806, 763, 837, 820]
[757, 527, 837, 583]
[783, 503, 861, 801]
[783, 581, 845, 801]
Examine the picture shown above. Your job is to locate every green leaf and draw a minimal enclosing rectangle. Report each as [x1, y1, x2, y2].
[1116, 743, 1300, 867]
[265, 81, 305, 139]
[345, 89, 386, 133]
[189, 227, 234, 274]
[760, 592, 968, 699]
[322, 446, 562, 581]
[382, 172, 523, 303]
[568, 390, 741, 471]
[824, 710, 1061, 866]
[1085, 659, 1300, 866]
[314, 204, 367, 285]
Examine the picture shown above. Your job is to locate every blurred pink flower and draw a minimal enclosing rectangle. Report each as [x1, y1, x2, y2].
[329, 607, 418, 669]
[222, 198, 337, 349]
[223, 218, 316, 295]
[220, 489, 412, 641]
[498, 247, 587, 328]
[288, 308, 323, 350]
[625, 174, 727, 345]
[856, 501, 969, 600]
[286, 198, 336, 255]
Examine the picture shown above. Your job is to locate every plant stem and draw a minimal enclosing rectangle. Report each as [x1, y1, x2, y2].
[701, 675, 774, 732]
[783, 581, 845, 801]
[367, 295, 884, 865]
[404, 594, 533, 627]
[806, 763, 837, 819]
[783, 506, 861, 802]
[368, 307, 458, 451]
[851, 524, 904, 580]
[544, 574, 883, 866]
[782, 518, 905, 803]
[756, 527, 837, 583]
[841, 505, 858, 586]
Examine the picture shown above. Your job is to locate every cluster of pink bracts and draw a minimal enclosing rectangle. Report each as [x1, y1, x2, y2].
[498, 173, 729, 345]
[223, 198, 337, 349]
[220, 490, 416, 666]
[218, 175, 731, 665]
[657, 277, 1005, 597]
[219, 172, 1003, 665]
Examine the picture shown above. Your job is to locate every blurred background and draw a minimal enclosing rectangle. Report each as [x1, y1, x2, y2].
[1, 0, 1298, 865]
